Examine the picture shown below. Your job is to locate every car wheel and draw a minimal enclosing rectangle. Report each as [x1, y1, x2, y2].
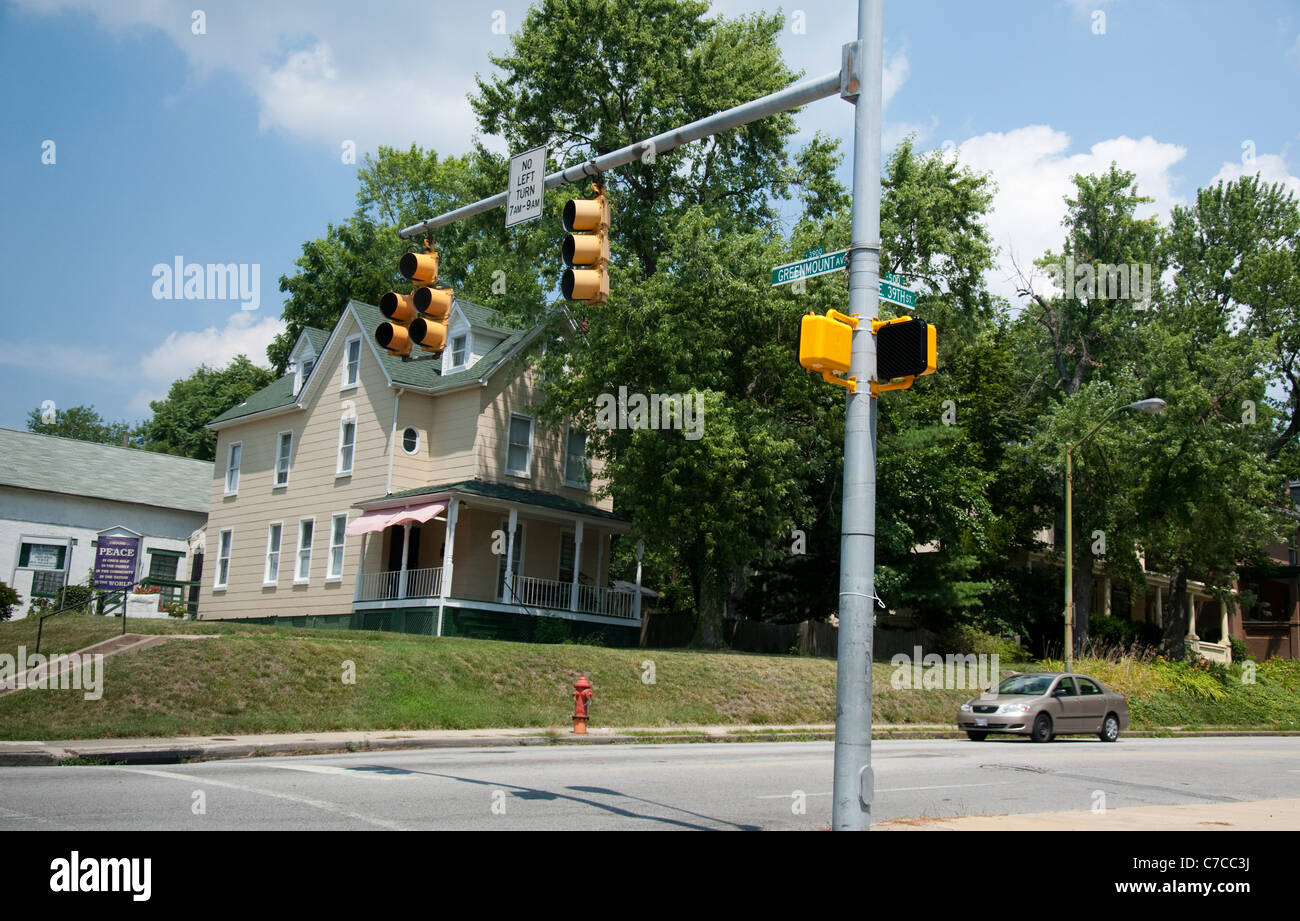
[1098, 713, 1120, 743]
[965, 731, 988, 741]
[1031, 713, 1053, 743]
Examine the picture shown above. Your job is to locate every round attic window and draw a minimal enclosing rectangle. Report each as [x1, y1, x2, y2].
[402, 427, 420, 454]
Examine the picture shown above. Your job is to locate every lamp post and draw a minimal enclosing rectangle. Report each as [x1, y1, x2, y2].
[1064, 397, 1166, 671]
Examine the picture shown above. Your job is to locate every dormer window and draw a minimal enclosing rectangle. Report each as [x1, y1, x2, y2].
[451, 334, 468, 370]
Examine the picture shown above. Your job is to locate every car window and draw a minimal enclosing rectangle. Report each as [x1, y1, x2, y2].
[996, 675, 1055, 696]
[1076, 678, 1103, 695]
[1053, 677, 1078, 696]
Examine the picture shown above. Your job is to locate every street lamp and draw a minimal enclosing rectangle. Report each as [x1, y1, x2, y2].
[1063, 397, 1166, 671]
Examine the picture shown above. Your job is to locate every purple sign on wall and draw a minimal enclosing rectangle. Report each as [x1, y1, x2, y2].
[94, 535, 140, 590]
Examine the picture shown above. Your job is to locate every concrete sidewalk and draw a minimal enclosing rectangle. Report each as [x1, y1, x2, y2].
[876, 797, 1300, 830]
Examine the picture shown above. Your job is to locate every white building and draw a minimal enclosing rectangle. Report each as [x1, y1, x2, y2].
[0, 428, 211, 619]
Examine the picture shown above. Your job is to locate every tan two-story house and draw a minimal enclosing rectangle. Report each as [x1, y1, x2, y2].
[199, 298, 638, 644]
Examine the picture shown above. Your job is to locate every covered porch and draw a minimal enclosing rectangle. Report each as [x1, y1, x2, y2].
[346, 482, 638, 637]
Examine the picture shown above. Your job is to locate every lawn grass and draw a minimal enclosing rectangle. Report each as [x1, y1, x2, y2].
[1, 614, 1298, 740]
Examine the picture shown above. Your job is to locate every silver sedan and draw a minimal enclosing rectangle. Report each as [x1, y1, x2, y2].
[956, 672, 1131, 742]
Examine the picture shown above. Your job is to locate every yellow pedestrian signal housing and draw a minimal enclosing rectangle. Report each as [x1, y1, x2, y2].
[871, 316, 937, 395]
[799, 310, 859, 391]
[377, 243, 453, 358]
[562, 184, 610, 305]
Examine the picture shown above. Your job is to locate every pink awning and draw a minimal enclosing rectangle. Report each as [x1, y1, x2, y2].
[345, 501, 447, 537]
[391, 501, 447, 526]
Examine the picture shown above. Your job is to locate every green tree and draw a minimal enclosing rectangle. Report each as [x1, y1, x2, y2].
[1163, 175, 1300, 461]
[137, 356, 276, 461]
[26, 404, 135, 447]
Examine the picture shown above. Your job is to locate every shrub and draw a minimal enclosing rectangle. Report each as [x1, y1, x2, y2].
[533, 616, 568, 644]
[1229, 635, 1250, 664]
[0, 581, 19, 621]
[62, 584, 94, 613]
[936, 624, 1028, 662]
[1088, 614, 1162, 653]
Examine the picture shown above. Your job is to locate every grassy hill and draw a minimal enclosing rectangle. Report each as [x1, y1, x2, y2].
[0, 614, 1297, 741]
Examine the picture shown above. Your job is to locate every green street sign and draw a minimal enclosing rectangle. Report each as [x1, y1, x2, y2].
[879, 278, 916, 309]
[772, 249, 847, 286]
[772, 254, 918, 309]
[803, 246, 826, 258]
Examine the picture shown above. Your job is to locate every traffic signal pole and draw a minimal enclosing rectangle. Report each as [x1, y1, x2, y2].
[398, 2, 885, 831]
[398, 68, 845, 238]
[834, 0, 883, 831]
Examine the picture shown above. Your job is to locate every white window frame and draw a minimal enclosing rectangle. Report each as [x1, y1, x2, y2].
[215, 529, 233, 590]
[401, 426, 421, 455]
[327, 513, 347, 582]
[274, 430, 293, 488]
[450, 333, 469, 370]
[295, 517, 315, 585]
[224, 441, 242, 495]
[264, 522, 283, 586]
[563, 425, 588, 489]
[505, 413, 533, 478]
[336, 418, 356, 477]
[341, 335, 362, 389]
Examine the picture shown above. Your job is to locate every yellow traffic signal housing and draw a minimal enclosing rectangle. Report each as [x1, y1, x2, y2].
[562, 185, 610, 305]
[871, 316, 937, 395]
[377, 244, 453, 357]
[799, 310, 859, 391]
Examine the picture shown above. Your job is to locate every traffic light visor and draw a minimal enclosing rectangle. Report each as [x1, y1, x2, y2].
[399, 251, 439, 284]
[376, 322, 412, 356]
[414, 286, 452, 321]
[379, 291, 418, 324]
[410, 317, 447, 353]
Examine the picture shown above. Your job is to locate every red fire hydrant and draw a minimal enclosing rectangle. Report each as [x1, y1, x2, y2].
[572, 676, 594, 734]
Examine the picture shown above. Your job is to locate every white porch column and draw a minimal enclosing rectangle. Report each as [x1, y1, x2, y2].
[569, 519, 583, 612]
[1187, 589, 1198, 641]
[1102, 576, 1112, 618]
[503, 507, 518, 602]
[398, 522, 411, 599]
[441, 497, 459, 601]
[1220, 600, 1230, 648]
[596, 532, 605, 613]
[633, 538, 645, 621]
[353, 532, 368, 602]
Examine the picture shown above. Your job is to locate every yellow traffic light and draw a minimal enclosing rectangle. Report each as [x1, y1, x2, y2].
[562, 184, 610, 305]
[799, 310, 859, 391]
[377, 243, 453, 357]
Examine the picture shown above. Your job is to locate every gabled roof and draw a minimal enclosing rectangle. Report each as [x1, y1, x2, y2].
[302, 327, 330, 354]
[0, 428, 212, 514]
[359, 478, 628, 524]
[208, 373, 297, 426]
[207, 298, 539, 429]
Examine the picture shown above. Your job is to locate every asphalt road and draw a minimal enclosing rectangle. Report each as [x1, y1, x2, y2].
[2, 736, 1298, 830]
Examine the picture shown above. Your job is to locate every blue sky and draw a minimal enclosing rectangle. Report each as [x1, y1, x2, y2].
[1, 0, 1297, 430]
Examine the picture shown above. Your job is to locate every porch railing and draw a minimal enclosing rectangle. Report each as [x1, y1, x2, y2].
[513, 575, 635, 619]
[358, 567, 635, 618]
[357, 567, 442, 602]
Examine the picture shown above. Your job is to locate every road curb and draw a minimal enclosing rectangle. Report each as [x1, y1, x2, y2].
[3, 726, 1298, 767]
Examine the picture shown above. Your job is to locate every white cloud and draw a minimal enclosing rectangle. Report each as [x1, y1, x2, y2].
[8, 0, 505, 155]
[1209, 152, 1300, 201]
[953, 126, 1186, 304]
[129, 311, 284, 413]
